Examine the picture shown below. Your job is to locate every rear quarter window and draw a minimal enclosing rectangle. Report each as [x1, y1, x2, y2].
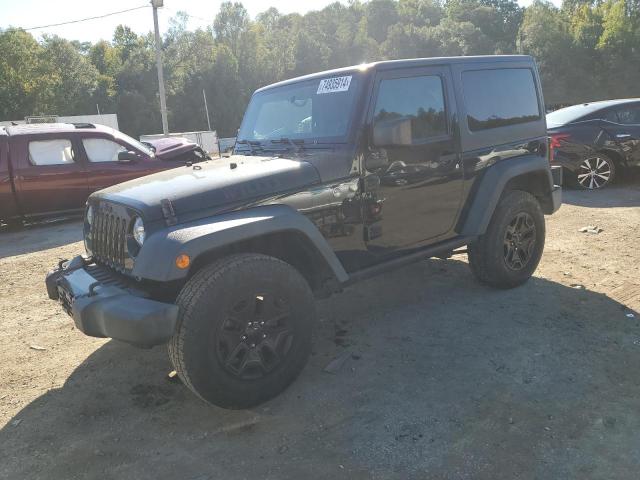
[462, 68, 541, 132]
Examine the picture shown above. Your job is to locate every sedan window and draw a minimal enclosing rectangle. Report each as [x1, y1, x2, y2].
[614, 105, 640, 125]
[602, 109, 619, 123]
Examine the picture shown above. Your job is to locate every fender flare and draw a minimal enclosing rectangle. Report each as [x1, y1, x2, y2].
[459, 155, 557, 236]
[132, 204, 349, 283]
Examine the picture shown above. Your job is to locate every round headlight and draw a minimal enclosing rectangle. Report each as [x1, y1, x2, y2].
[86, 205, 94, 225]
[133, 217, 145, 246]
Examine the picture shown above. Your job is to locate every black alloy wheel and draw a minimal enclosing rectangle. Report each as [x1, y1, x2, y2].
[503, 212, 536, 271]
[216, 293, 294, 380]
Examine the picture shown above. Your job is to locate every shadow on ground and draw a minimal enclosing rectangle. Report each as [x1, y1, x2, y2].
[0, 218, 82, 259]
[2, 259, 639, 480]
[563, 169, 640, 208]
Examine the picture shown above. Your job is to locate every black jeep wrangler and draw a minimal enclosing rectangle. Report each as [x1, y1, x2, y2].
[47, 55, 562, 408]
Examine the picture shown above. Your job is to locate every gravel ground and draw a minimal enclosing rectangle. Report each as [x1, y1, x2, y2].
[1, 180, 639, 480]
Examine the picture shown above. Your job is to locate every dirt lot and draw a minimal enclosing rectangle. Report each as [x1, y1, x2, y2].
[1, 181, 640, 480]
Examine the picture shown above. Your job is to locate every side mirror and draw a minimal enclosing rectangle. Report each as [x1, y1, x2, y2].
[118, 150, 138, 162]
[372, 117, 413, 147]
[141, 141, 156, 153]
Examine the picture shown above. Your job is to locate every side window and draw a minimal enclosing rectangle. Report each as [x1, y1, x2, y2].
[28, 139, 74, 166]
[373, 75, 447, 143]
[615, 105, 640, 125]
[462, 68, 541, 131]
[603, 109, 619, 123]
[83, 138, 126, 163]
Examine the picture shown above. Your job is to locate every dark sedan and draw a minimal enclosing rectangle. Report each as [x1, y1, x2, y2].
[547, 98, 640, 189]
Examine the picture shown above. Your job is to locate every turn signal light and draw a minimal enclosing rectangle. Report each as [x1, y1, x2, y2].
[175, 254, 191, 269]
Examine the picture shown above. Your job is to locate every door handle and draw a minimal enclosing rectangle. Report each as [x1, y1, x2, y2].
[616, 133, 632, 139]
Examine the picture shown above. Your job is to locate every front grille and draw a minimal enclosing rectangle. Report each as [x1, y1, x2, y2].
[85, 264, 131, 289]
[91, 204, 128, 272]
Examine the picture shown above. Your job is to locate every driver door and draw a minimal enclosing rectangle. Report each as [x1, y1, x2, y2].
[363, 66, 463, 256]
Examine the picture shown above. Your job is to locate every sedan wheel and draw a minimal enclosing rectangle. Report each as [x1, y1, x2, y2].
[576, 156, 614, 190]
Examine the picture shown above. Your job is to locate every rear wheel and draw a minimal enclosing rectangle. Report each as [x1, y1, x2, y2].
[168, 253, 315, 409]
[574, 154, 616, 190]
[468, 190, 545, 289]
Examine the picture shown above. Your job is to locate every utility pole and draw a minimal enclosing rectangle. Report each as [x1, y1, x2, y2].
[151, 0, 169, 136]
[202, 89, 212, 131]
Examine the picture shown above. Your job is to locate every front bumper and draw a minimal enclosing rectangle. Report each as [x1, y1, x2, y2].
[46, 256, 178, 347]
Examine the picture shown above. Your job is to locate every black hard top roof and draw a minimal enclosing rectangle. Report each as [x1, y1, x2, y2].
[255, 55, 534, 93]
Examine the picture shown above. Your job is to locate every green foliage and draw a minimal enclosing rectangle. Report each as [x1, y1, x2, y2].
[0, 0, 638, 137]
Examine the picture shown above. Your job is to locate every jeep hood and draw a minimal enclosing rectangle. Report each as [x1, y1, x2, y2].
[91, 155, 321, 222]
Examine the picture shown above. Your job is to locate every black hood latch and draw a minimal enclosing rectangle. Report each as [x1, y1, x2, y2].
[161, 199, 178, 226]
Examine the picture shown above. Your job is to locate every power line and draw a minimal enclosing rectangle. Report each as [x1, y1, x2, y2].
[14, 5, 150, 32]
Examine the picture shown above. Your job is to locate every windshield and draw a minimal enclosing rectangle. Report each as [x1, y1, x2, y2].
[237, 73, 362, 143]
[546, 103, 602, 127]
[114, 130, 154, 156]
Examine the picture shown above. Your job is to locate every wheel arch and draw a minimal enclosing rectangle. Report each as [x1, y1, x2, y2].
[597, 148, 625, 168]
[187, 230, 342, 297]
[503, 169, 555, 213]
[459, 155, 556, 236]
[132, 205, 348, 296]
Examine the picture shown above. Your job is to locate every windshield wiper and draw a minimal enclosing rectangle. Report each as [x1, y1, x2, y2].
[236, 139, 262, 155]
[270, 137, 307, 155]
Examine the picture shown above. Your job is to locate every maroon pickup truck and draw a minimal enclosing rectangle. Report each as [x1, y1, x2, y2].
[0, 123, 208, 226]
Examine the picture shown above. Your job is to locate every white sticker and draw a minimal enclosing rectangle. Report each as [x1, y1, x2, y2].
[317, 75, 352, 95]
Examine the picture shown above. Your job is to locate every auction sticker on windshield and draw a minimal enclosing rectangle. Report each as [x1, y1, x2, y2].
[317, 76, 352, 94]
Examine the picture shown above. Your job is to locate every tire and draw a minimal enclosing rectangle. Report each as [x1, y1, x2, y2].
[468, 190, 545, 289]
[572, 153, 616, 190]
[168, 253, 315, 409]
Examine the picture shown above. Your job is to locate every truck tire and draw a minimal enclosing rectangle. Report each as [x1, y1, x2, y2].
[467, 190, 545, 289]
[168, 253, 315, 409]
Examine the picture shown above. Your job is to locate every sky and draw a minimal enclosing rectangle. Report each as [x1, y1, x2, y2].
[1, 0, 560, 43]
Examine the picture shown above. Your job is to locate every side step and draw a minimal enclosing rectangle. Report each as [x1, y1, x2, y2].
[343, 236, 476, 286]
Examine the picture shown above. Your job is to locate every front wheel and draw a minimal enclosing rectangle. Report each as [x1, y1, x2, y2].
[168, 253, 315, 409]
[468, 190, 545, 289]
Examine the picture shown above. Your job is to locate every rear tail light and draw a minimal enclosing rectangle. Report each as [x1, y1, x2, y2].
[549, 133, 570, 163]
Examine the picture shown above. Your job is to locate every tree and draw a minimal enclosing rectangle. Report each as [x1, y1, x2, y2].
[398, 0, 443, 27]
[0, 29, 44, 120]
[517, 1, 588, 103]
[214, 2, 250, 56]
[365, 0, 400, 43]
[38, 35, 99, 115]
